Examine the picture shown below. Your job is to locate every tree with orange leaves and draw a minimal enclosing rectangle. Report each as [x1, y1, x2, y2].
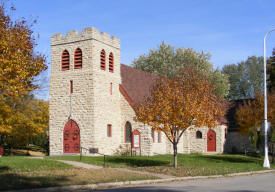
[135, 66, 226, 168]
[0, 4, 46, 97]
[236, 93, 275, 149]
[0, 4, 47, 145]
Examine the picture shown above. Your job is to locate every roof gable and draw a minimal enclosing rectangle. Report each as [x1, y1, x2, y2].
[120, 64, 158, 105]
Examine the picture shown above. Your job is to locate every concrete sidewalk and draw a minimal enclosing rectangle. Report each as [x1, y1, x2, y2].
[56, 160, 102, 169]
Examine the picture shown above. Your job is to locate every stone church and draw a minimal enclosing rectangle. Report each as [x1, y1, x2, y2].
[49, 27, 227, 156]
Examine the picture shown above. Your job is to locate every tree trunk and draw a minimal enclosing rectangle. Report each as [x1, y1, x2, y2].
[173, 143, 178, 168]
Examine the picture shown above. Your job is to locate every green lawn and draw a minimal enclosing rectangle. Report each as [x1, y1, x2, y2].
[48, 153, 275, 176]
[135, 154, 275, 176]
[1, 154, 273, 190]
[48, 154, 170, 167]
[0, 156, 156, 191]
[0, 156, 71, 171]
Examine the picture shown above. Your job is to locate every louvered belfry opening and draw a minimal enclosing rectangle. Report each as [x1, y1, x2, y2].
[62, 50, 70, 70]
[74, 48, 82, 69]
[109, 52, 114, 72]
[100, 49, 106, 70]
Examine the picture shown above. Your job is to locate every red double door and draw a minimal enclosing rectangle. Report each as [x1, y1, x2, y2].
[63, 120, 80, 153]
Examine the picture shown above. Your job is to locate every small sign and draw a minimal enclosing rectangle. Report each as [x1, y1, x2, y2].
[89, 148, 98, 153]
[261, 122, 271, 134]
[134, 134, 140, 148]
[132, 130, 140, 148]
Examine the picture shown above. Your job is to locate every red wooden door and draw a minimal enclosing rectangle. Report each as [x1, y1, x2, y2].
[63, 120, 80, 153]
[207, 129, 216, 152]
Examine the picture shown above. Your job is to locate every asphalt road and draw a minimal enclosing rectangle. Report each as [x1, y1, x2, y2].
[93, 173, 275, 192]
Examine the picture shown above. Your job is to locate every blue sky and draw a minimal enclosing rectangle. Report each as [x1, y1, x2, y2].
[7, 0, 275, 99]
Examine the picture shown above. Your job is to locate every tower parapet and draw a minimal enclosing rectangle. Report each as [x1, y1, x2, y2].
[51, 27, 120, 49]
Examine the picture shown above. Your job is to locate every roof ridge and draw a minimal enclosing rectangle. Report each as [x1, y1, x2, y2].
[120, 63, 158, 78]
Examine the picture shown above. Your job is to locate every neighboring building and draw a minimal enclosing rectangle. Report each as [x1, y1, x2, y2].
[224, 100, 255, 153]
[49, 27, 227, 156]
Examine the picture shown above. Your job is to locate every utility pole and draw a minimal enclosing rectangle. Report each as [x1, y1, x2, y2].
[263, 28, 275, 168]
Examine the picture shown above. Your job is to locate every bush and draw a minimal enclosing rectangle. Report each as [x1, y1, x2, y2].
[232, 146, 238, 154]
[115, 144, 131, 156]
[29, 132, 49, 155]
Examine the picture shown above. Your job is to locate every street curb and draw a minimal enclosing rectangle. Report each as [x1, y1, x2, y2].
[5, 169, 275, 192]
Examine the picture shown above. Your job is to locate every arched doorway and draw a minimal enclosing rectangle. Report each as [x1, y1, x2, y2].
[63, 119, 80, 153]
[125, 121, 132, 143]
[207, 129, 216, 152]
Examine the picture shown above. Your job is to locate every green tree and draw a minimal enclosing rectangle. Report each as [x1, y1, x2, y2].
[221, 63, 248, 99]
[222, 56, 264, 100]
[132, 41, 229, 98]
[268, 48, 275, 93]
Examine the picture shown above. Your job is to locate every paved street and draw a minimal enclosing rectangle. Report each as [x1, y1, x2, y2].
[92, 173, 275, 192]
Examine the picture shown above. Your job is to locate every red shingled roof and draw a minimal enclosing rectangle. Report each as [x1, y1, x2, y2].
[120, 64, 158, 106]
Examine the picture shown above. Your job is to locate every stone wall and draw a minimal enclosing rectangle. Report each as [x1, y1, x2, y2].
[50, 27, 122, 156]
[50, 39, 95, 155]
[90, 30, 121, 155]
[178, 125, 226, 154]
[120, 94, 171, 156]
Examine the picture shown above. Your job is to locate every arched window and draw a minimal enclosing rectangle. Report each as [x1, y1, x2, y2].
[74, 48, 82, 69]
[125, 121, 132, 143]
[100, 49, 106, 70]
[107, 124, 112, 137]
[158, 132, 161, 143]
[109, 52, 114, 72]
[61, 50, 70, 70]
[196, 131, 202, 139]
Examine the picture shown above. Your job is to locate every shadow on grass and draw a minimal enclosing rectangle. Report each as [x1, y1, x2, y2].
[0, 171, 70, 191]
[0, 166, 9, 171]
[199, 155, 261, 164]
[106, 156, 170, 167]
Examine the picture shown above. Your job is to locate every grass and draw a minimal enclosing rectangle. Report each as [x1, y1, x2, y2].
[0, 156, 71, 171]
[135, 154, 275, 176]
[2, 154, 274, 190]
[49, 153, 275, 177]
[0, 156, 156, 191]
[48, 155, 170, 167]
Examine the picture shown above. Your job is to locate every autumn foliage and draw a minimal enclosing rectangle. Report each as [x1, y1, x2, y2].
[235, 93, 275, 148]
[0, 4, 48, 148]
[135, 66, 226, 168]
[0, 96, 49, 147]
[236, 93, 275, 134]
[0, 4, 46, 97]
